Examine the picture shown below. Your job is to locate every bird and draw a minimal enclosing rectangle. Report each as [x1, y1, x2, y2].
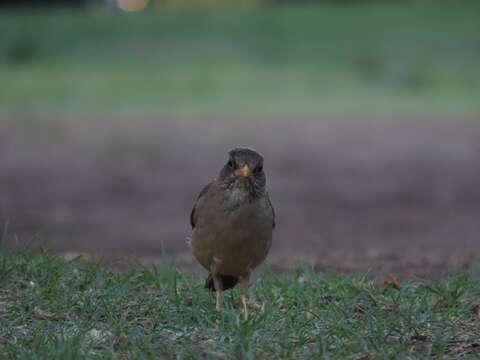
[190, 147, 275, 317]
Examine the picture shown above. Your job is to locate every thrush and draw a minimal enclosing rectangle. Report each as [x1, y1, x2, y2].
[190, 148, 275, 317]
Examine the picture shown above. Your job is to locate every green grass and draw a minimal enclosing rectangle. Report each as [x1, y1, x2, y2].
[1, 249, 479, 358]
[1, 2, 480, 121]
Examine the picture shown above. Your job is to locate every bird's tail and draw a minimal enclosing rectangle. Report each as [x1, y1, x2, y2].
[205, 273, 238, 292]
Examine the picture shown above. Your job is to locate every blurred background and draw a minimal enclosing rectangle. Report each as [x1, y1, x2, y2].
[1, 0, 479, 276]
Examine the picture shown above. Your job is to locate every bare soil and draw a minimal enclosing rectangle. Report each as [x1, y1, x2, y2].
[1, 119, 480, 277]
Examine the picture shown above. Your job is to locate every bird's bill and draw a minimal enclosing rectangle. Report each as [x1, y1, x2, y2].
[234, 164, 251, 177]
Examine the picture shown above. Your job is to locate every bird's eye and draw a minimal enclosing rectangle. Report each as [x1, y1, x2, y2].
[255, 165, 263, 173]
[227, 160, 234, 168]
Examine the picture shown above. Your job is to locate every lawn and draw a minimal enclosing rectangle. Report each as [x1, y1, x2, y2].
[1, 1, 480, 121]
[1, 248, 479, 358]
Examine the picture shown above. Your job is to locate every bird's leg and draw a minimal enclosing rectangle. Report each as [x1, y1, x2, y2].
[238, 274, 250, 319]
[212, 274, 223, 311]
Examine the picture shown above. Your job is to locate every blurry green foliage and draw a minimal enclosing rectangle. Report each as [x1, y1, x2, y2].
[3, 38, 39, 65]
[0, 1, 479, 118]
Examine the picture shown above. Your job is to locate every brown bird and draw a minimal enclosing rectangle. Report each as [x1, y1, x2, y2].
[190, 148, 275, 317]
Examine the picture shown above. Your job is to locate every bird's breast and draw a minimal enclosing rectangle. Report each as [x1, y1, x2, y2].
[191, 187, 273, 275]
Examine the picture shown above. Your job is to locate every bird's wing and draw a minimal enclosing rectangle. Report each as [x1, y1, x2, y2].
[267, 192, 276, 229]
[190, 181, 214, 229]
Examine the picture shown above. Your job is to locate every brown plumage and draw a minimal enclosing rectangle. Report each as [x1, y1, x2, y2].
[190, 148, 275, 317]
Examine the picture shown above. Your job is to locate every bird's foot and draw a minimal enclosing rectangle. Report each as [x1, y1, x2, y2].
[240, 297, 264, 319]
[246, 298, 264, 311]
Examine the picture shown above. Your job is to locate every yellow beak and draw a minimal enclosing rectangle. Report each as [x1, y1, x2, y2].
[234, 164, 251, 177]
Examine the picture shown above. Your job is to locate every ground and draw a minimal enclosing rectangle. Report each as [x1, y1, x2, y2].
[0, 249, 479, 358]
[1, 120, 480, 276]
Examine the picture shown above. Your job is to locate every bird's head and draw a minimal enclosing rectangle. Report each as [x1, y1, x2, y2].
[219, 147, 266, 196]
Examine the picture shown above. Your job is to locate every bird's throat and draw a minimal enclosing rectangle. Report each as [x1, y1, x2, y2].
[225, 187, 251, 205]
[222, 177, 262, 209]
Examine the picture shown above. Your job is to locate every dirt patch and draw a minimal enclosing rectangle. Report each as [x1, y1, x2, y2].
[1, 119, 480, 276]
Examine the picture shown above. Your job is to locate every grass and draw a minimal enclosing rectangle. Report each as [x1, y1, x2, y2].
[1, 2, 480, 121]
[1, 249, 479, 358]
